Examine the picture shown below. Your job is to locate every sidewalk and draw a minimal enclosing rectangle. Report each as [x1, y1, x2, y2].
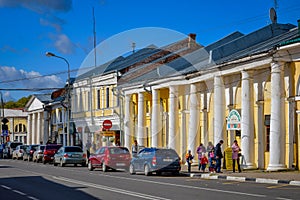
[181, 164, 300, 186]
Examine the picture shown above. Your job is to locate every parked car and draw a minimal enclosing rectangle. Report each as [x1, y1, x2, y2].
[42, 144, 62, 164]
[53, 146, 86, 167]
[129, 147, 181, 176]
[3, 141, 23, 159]
[32, 145, 46, 163]
[12, 145, 28, 160]
[23, 144, 39, 161]
[88, 146, 131, 172]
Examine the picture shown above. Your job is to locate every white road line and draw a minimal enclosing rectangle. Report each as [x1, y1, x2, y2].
[12, 190, 26, 195]
[96, 174, 267, 198]
[53, 176, 170, 200]
[1, 185, 11, 190]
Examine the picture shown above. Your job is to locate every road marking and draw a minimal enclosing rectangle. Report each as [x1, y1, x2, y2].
[1, 185, 40, 200]
[276, 197, 293, 200]
[97, 174, 266, 198]
[53, 176, 170, 200]
[267, 185, 288, 189]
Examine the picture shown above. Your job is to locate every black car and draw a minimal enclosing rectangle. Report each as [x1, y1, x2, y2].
[23, 144, 39, 161]
[129, 147, 181, 176]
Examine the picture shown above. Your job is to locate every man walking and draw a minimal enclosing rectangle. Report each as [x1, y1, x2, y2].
[215, 140, 224, 173]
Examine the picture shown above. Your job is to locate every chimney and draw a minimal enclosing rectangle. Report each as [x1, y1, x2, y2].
[188, 33, 196, 48]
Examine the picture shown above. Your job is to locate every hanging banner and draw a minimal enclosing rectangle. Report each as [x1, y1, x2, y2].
[227, 109, 241, 130]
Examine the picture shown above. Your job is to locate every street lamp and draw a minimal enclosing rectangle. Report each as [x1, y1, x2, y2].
[46, 52, 71, 146]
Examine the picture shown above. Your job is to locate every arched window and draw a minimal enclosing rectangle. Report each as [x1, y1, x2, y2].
[14, 123, 27, 132]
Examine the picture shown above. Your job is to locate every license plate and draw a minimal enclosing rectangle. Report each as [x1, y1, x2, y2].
[116, 163, 125, 166]
[163, 158, 173, 162]
[51, 157, 54, 159]
[72, 155, 80, 157]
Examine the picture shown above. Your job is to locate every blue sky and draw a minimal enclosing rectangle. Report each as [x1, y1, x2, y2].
[0, 0, 299, 101]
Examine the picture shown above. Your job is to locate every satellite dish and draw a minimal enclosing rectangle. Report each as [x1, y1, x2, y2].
[269, 7, 277, 24]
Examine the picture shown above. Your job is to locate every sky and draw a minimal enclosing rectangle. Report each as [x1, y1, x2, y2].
[0, 0, 299, 101]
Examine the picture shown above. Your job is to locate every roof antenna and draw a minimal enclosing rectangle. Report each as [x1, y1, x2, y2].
[132, 42, 136, 53]
[269, 7, 277, 24]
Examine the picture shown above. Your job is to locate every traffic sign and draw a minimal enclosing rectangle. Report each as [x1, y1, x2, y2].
[102, 120, 112, 130]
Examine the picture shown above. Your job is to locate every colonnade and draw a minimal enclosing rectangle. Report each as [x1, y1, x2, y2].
[123, 61, 289, 170]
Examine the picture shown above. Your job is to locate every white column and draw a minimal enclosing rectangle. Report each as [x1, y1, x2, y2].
[267, 61, 286, 171]
[287, 98, 295, 169]
[241, 70, 256, 169]
[151, 89, 161, 147]
[188, 84, 199, 154]
[202, 92, 208, 146]
[124, 94, 132, 149]
[27, 114, 32, 144]
[257, 101, 265, 169]
[43, 110, 49, 144]
[137, 92, 145, 146]
[213, 76, 225, 145]
[31, 113, 36, 144]
[168, 85, 178, 149]
[37, 112, 41, 144]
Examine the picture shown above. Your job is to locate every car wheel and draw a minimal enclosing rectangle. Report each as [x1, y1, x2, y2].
[60, 159, 65, 167]
[156, 171, 162, 176]
[53, 161, 58, 166]
[88, 161, 94, 171]
[129, 164, 135, 175]
[81, 162, 86, 167]
[144, 164, 151, 176]
[43, 159, 46, 164]
[102, 162, 107, 172]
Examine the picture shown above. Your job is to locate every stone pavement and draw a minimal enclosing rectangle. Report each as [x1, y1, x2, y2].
[180, 164, 300, 186]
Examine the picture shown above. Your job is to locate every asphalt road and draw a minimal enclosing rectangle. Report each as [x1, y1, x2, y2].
[0, 159, 299, 200]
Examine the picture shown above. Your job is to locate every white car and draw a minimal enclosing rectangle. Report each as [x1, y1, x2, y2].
[12, 145, 28, 160]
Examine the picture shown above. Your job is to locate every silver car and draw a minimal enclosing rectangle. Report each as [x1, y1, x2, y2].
[53, 146, 86, 167]
[12, 145, 28, 160]
[32, 145, 46, 163]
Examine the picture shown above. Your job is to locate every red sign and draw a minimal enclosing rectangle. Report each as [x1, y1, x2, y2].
[102, 120, 112, 130]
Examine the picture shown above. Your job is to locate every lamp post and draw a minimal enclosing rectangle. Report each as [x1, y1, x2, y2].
[46, 52, 71, 146]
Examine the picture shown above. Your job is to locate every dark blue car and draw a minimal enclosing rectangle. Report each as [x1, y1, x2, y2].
[129, 147, 181, 176]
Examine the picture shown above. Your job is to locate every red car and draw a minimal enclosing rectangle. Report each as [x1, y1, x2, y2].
[42, 144, 62, 164]
[88, 146, 131, 172]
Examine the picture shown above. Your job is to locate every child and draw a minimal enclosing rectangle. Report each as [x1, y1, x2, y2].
[209, 149, 216, 173]
[185, 150, 194, 173]
[200, 153, 208, 172]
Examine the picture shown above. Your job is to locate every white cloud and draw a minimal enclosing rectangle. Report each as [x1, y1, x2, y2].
[53, 34, 76, 54]
[0, 66, 64, 90]
[0, 0, 72, 13]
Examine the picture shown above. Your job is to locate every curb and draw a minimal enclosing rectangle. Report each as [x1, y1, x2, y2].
[186, 173, 300, 187]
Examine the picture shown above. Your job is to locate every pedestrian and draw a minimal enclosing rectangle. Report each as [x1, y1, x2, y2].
[208, 148, 216, 173]
[231, 140, 242, 173]
[131, 140, 139, 156]
[185, 150, 194, 173]
[215, 140, 224, 173]
[200, 153, 208, 172]
[196, 143, 206, 170]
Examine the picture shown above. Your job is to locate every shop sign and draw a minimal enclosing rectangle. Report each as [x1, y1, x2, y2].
[227, 109, 241, 130]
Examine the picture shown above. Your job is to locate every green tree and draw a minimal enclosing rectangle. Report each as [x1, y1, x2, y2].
[4, 95, 31, 109]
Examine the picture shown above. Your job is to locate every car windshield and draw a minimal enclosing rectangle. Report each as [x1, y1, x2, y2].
[10, 143, 23, 148]
[45, 145, 61, 150]
[155, 149, 178, 157]
[109, 147, 129, 154]
[65, 147, 83, 152]
[39, 146, 45, 150]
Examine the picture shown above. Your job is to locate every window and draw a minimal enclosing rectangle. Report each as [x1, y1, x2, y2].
[59, 110, 62, 122]
[106, 87, 110, 108]
[266, 126, 270, 152]
[97, 89, 101, 109]
[14, 123, 27, 132]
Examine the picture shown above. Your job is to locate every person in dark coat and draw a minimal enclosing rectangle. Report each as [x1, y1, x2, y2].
[215, 140, 224, 173]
